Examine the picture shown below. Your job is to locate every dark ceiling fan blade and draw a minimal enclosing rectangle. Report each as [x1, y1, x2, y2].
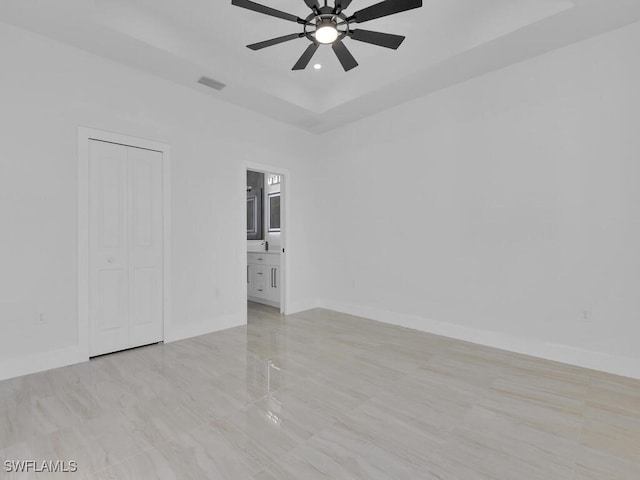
[349, 0, 422, 23]
[231, 0, 302, 23]
[304, 0, 320, 9]
[335, 0, 353, 11]
[350, 29, 405, 49]
[332, 40, 359, 71]
[247, 33, 303, 50]
[292, 43, 320, 70]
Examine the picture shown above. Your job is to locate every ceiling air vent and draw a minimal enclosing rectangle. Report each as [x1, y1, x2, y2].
[198, 76, 226, 91]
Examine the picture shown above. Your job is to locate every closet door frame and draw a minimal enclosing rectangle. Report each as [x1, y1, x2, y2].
[78, 127, 172, 358]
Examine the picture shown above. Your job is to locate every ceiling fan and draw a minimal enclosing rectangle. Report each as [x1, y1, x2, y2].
[231, 0, 423, 72]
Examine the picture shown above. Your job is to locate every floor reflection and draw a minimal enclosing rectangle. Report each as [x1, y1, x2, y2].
[246, 302, 287, 427]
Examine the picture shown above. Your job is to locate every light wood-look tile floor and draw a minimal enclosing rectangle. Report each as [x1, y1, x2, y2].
[1, 303, 639, 479]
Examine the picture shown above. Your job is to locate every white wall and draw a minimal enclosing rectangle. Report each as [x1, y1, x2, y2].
[317, 21, 640, 378]
[3, 18, 640, 381]
[0, 22, 320, 380]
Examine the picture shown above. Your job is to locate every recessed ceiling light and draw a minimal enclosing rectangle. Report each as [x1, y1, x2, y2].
[313, 64, 322, 70]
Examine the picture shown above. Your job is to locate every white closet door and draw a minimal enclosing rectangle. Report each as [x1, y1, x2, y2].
[89, 140, 163, 357]
[128, 146, 164, 348]
[89, 141, 130, 356]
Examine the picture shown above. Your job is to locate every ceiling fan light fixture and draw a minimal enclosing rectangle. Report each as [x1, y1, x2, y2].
[315, 20, 338, 44]
[231, 0, 424, 72]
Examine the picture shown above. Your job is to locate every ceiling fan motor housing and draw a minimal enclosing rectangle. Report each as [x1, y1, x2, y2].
[304, 11, 349, 44]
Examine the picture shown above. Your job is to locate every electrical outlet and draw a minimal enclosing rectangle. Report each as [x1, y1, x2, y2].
[581, 309, 592, 323]
[36, 312, 46, 324]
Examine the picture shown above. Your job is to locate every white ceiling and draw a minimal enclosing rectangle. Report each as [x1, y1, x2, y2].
[2, 0, 640, 133]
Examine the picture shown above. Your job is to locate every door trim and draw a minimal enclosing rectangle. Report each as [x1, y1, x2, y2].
[78, 127, 172, 358]
[243, 161, 290, 315]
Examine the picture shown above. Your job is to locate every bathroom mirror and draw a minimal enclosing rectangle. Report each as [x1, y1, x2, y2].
[268, 192, 280, 232]
[247, 196, 257, 235]
[247, 170, 264, 240]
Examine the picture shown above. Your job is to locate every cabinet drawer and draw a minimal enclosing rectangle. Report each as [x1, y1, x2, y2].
[248, 265, 268, 297]
[253, 265, 269, 279]
[247, 252, 280, 266]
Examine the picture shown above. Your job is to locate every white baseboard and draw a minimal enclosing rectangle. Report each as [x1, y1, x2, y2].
[6, 305, 638, 382]
[0, 346, 87, 381]
[0, 313, 247, 381]
[286, 298, 320, 315]
[165, 312, 246, 343]
[319, 299, 640, 380]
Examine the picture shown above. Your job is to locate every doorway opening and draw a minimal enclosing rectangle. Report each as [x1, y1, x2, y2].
[246, 167, 287, 316]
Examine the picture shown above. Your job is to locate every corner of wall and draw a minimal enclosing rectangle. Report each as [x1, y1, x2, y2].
[165, 312, 246, 344]
[286, 298, 321, 316]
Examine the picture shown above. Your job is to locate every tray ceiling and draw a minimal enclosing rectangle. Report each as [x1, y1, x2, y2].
[2, 0, 640, 133]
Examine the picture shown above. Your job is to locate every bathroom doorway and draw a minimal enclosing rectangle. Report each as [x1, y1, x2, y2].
[245, 165, 288, 315]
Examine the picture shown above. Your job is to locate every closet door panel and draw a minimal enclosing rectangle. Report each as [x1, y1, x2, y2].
[128, 147, 164, 347]
[89, 140, 129, 356]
